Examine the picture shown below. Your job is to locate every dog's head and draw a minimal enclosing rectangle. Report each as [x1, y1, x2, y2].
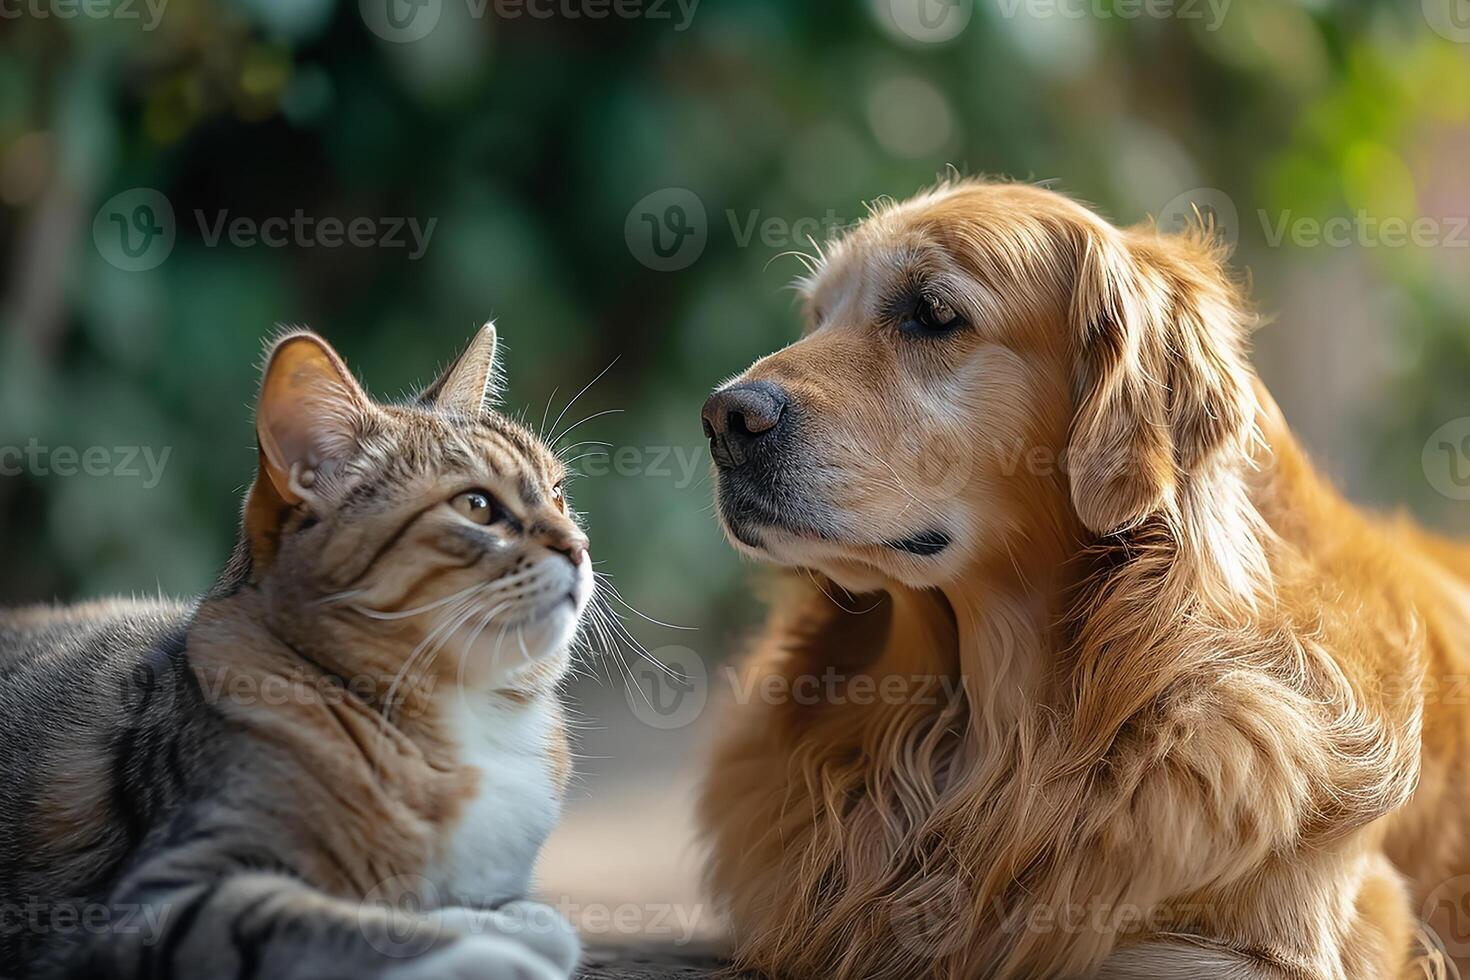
[702, 181, 1258, 592]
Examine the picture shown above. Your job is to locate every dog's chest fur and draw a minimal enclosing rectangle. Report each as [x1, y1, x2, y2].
[426, 695, 562, 908]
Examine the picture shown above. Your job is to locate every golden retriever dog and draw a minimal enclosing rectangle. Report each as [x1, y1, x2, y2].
[696, 179, 1470, 979]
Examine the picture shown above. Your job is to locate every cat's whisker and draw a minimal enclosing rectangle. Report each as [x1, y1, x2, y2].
[366, 591, 488, 781]
[417, 600, 510, 705]
[556, 439, 613, 455]
[594, 574, 695, 631]
[562, 451, 610, 468]
[311, 588, 366, 607]
[552, 408, 624, 449]
[547, 356, 620, 444]
[583, 602, 622, 689]
[381, 601, 473, 717]
[581, 575, 685, 678]
[345, 580, 490, 622]
[489, 620, 516, 682]
[462, 602, 507, 654]
[383, 594, 487, 722]
[594, 596, 679, 679]
[599, 613, 654, 713]
[582, 595, 676, 693]
[539, 385, 561, 436]
[589, 599, 622, 654]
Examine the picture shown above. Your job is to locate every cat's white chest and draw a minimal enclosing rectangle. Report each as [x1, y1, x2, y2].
[429, 697, 562, 908]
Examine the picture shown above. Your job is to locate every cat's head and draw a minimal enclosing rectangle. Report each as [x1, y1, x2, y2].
[235, 324, 592, 702]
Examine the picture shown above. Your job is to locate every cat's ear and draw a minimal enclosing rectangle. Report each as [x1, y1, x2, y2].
[418, 322, 503, 416]
[255, 332, 374, 506]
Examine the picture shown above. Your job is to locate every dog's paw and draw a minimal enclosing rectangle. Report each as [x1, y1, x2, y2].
[384, 933, 566, 980]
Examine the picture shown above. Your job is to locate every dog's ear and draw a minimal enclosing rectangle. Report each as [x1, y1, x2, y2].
[1066, 222, 1256, 535]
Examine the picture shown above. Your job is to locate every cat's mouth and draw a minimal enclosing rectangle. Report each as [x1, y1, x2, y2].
[514, 593, 579, 628]
[507, 563, 593, 632]
[449, 577, 590, 688]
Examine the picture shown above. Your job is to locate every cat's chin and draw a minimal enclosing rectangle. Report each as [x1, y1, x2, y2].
[445, 600, 583, 693]
[444, 559, 593, 694]
[509, 599, 583, 663]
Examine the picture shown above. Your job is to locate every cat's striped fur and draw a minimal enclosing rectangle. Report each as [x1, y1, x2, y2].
[0, 325, 591, 979]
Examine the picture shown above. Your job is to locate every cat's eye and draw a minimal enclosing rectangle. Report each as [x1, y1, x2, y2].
[452, 489, 503, 526]
[551, 482, 566, 513]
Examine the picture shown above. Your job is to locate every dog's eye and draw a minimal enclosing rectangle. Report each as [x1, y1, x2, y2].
[899, 295, 967, 338]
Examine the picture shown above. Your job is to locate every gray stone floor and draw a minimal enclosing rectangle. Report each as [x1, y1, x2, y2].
[578, 943, 728, 979]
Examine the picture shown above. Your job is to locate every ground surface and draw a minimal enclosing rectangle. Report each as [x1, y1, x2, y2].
[578, 943, 727, 979]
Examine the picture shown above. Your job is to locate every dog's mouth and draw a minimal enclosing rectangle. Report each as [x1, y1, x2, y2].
[717, 478, 952, 560]
[718, 490, 829, 550]
[884, 528, 952, 556]
[758, 523, 952, 558]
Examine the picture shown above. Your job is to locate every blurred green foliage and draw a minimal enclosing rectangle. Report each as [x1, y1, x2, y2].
[0, 0, 1466, 648]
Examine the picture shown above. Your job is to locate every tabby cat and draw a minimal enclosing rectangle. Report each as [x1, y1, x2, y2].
[0, 325, 591, 979]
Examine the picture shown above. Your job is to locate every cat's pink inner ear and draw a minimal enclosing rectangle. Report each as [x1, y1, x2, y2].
[426, 321, 502, 415]
[255, 334, 371, 505]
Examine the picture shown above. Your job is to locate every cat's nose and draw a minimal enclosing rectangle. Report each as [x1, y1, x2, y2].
[548, 532, 589, 568]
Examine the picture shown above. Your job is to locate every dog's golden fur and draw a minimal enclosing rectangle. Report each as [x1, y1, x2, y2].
[698, 180, 1470, 978]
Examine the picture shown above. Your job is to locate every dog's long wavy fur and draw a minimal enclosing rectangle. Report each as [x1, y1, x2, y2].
[699, 180, 1470, 978]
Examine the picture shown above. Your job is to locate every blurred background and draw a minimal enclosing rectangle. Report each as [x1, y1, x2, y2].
[2, 0, 1467, 945]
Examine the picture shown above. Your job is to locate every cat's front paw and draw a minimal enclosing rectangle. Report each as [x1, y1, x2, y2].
[421, 902, 579, 977]
[485, 901, 580, 975]
[384, 934, 566, 980]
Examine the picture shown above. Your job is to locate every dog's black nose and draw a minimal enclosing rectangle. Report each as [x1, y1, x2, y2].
[702, 381, 788, 469]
